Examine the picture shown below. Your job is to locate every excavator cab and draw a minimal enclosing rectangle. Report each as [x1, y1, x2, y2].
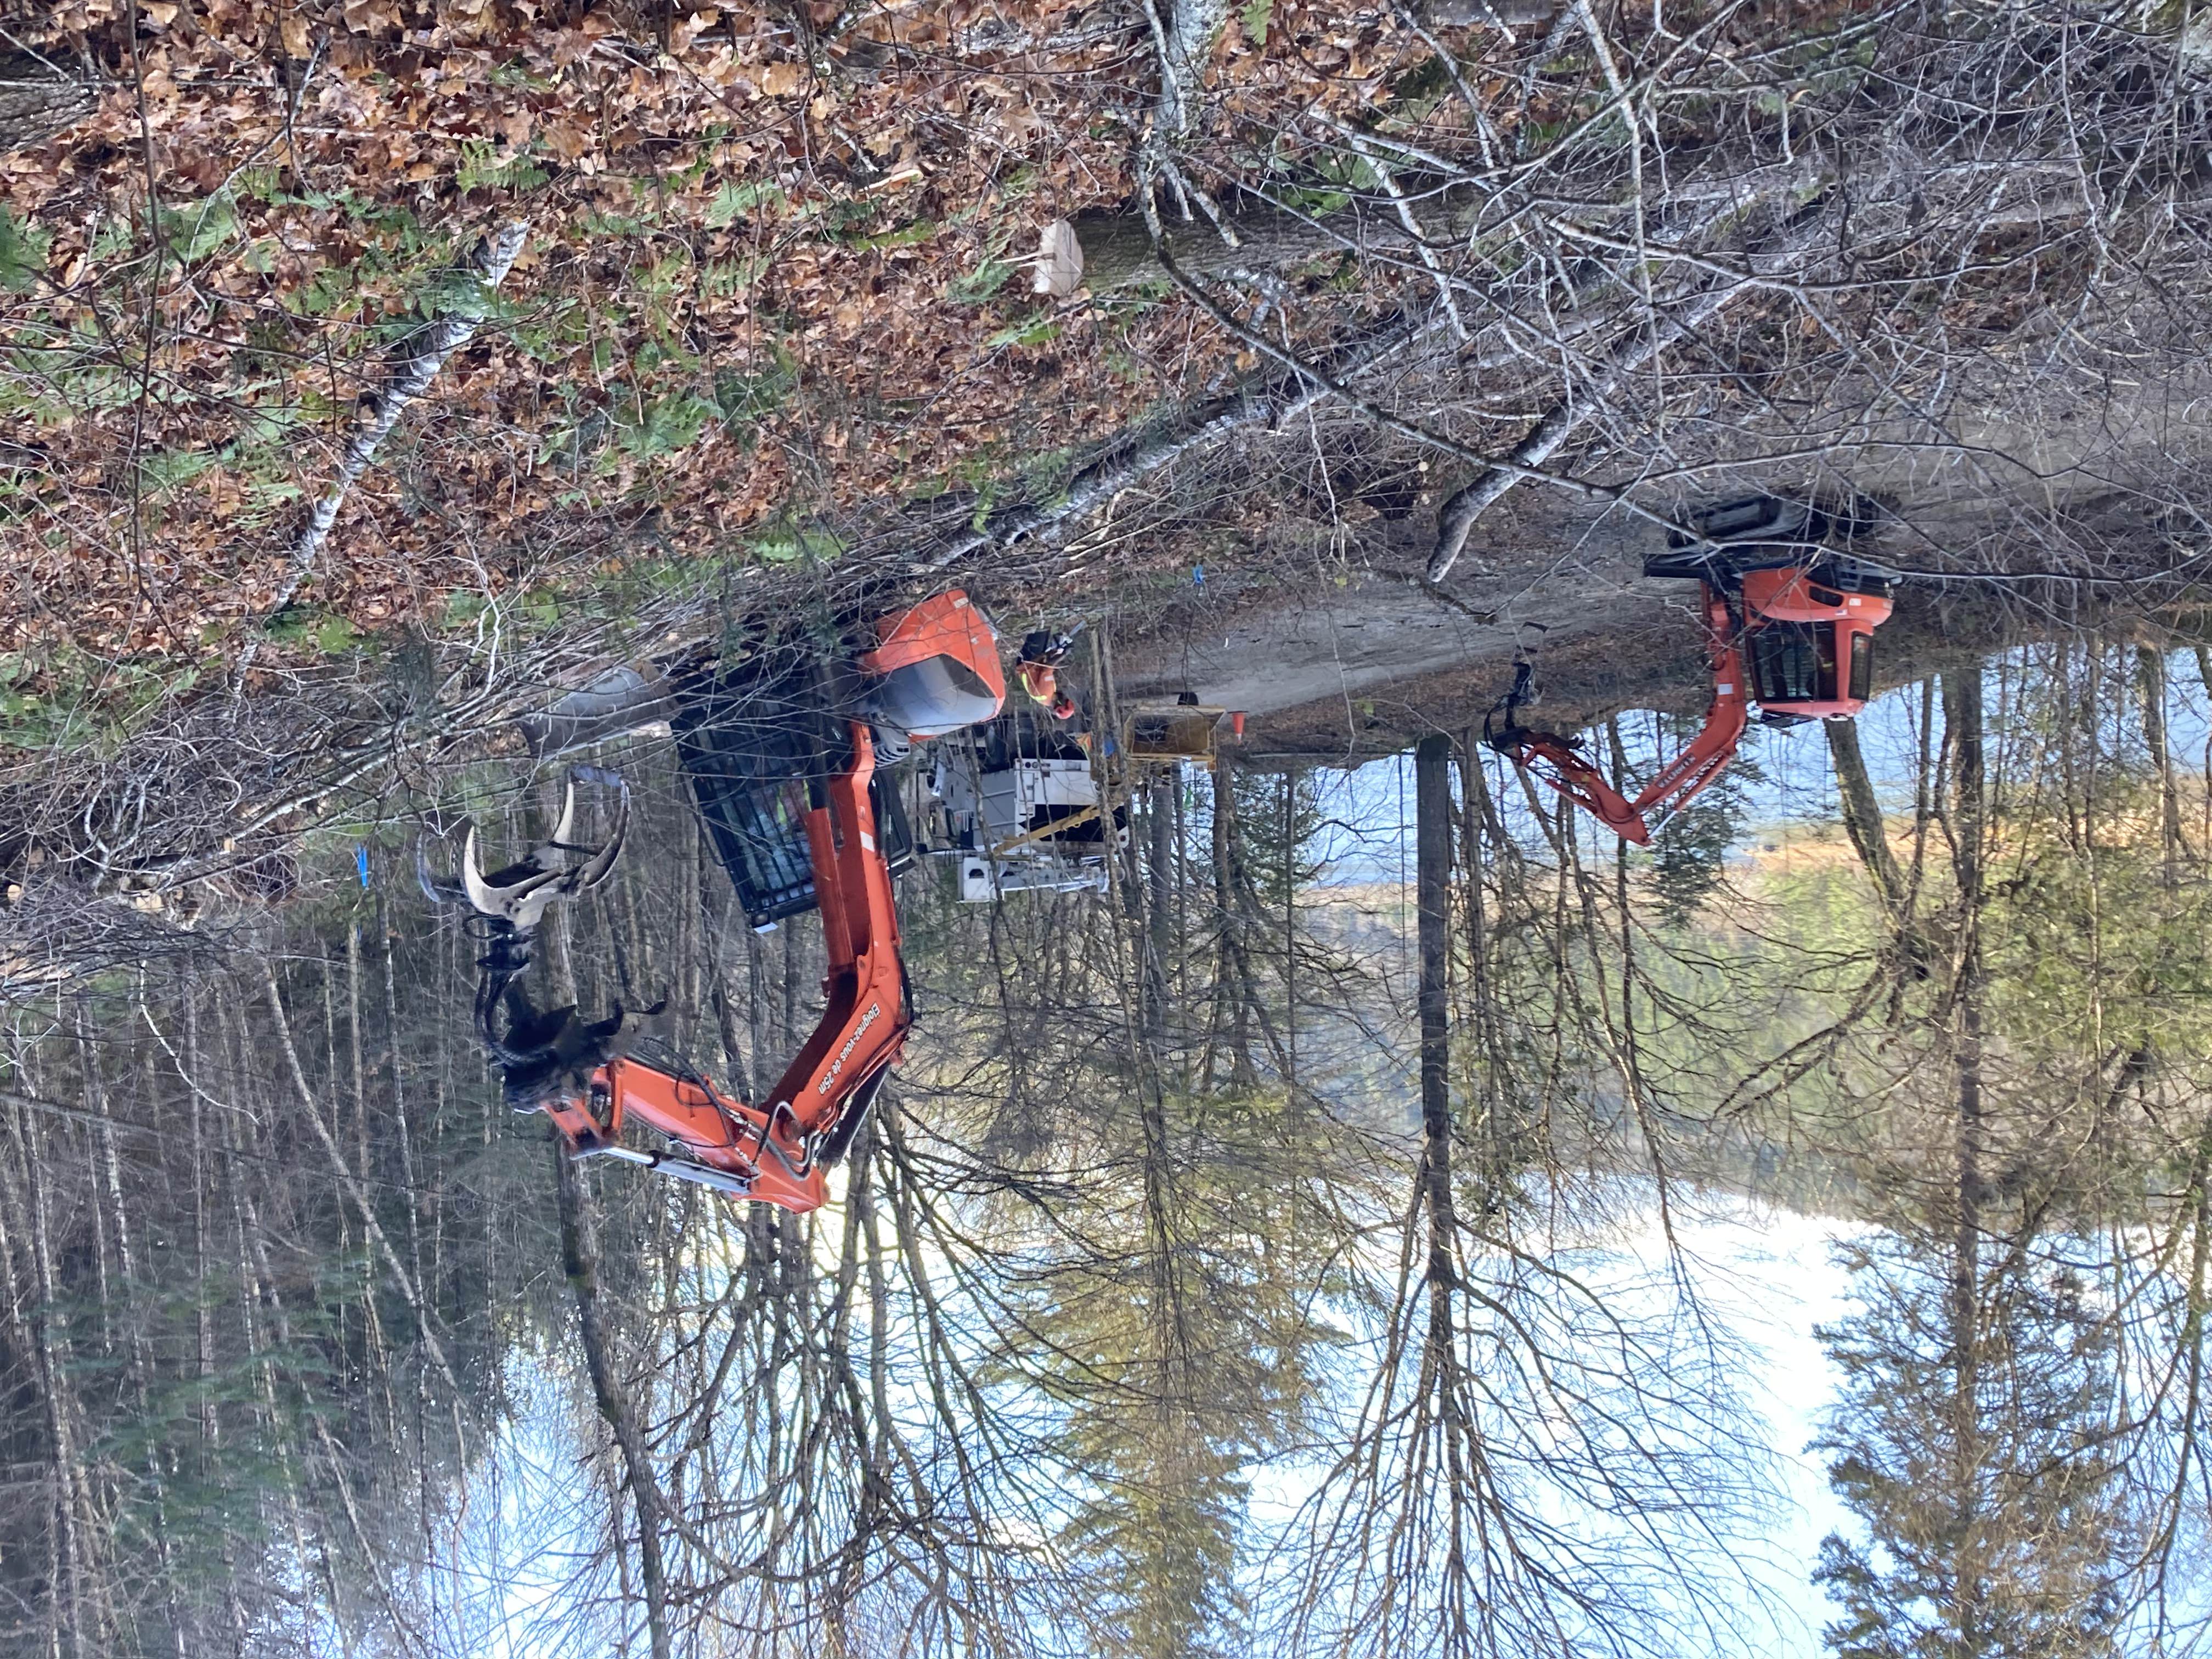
[1731, 561, 1892, 721]
[674, 591, 1002, 927]
[1489, 498, 1899, 844]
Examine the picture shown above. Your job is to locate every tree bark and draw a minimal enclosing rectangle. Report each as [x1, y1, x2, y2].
[1066, 205, 1368, 292]
[554, 1149, 673, 1659]
[259, 969, 463, 1400]
[0, 53, 93, 156]
[2137, 645, 2182, 889]
[1423, 0, 1559, 21]
[1828, 719, 1905, 915]
[1143, 0, 1229, 155]
[3, 1108, 89, 1659]
[1144, 777, 1175, 1043]
[1940, 666, 1988, 1645]
[1204, 749, 1237, 1090]
[1828, 713, 1948, 975]
[1415, 735, 1457, 1357]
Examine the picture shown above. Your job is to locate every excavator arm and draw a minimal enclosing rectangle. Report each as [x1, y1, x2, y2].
[560, 723, 906, 1213]
[1483, 724, 1653, 844]
[452, 725, 911, 1215]
[429, 589, 1003, 1216]
[1486, 584, 1749, 844]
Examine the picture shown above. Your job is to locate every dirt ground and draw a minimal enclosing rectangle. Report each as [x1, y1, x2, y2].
[1102, 325, 2212, 760]
[1113, 497, 2057, 760]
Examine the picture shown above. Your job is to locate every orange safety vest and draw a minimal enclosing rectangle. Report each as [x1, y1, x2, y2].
[1018, 661, 1058, 707]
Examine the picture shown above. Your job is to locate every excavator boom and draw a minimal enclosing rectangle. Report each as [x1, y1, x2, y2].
[539, 723, 906, 1212]
[1617, 584, 1750, 838]
[1486, 587, 1746, 845]
[1487, 557, 1869, 843]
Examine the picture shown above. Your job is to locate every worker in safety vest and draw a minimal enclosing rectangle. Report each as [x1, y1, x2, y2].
[1016, 629, 1079, 721]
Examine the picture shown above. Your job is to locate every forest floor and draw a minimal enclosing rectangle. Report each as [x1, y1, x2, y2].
[9, 0, 2212, 905]
[3, 0, 1421, 693]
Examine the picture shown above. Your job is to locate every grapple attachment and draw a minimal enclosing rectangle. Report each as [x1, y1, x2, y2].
[420, 769, 642, 1107]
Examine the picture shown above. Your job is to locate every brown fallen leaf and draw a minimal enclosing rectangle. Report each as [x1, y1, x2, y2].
[861, 161, 925, 193]
[340, 0, 400, 33]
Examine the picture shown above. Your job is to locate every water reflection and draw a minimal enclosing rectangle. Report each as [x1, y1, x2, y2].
[3, 637, 2210, 1655]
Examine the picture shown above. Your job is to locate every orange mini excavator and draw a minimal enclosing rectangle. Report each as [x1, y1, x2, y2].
[426, 591, 1006, 1214]
[1486, 498, 1900, 845]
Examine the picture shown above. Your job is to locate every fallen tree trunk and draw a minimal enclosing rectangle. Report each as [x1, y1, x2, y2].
[1425, 204, 1833, 581]
[272, 220, 531, 612]
[1054, 150, 1830, 292]
[229, 220, 529, 695]
[1060, 198, 1447, 292]
[923, 311, 1436, 567]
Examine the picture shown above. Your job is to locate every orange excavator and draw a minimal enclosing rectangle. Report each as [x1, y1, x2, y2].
[1486, 498, 1899, 844]
[426, 591, 1007, 1214]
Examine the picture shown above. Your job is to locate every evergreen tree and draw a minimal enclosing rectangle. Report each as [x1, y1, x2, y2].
[1815, 1240, 2138, 1659]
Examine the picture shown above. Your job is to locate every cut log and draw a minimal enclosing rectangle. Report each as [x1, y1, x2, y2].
[1063, 201, 1434, 291]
